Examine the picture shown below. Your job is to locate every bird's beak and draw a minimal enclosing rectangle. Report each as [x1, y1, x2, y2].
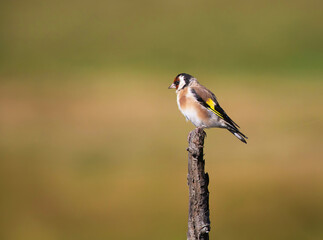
[168, 83, 176, 89]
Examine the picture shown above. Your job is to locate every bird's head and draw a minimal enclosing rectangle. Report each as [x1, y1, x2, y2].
[168, 73, 194, 91]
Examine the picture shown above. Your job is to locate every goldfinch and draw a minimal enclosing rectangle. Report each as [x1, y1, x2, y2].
[168, 73, 248, 143]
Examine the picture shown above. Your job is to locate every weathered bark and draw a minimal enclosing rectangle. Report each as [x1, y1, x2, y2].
[187, 128, 210, 240]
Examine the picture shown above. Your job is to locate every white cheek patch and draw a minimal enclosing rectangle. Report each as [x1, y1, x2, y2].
[177, 76, 186, 91]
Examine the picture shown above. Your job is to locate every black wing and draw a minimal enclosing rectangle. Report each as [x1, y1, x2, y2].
[191, 88, 240, 128]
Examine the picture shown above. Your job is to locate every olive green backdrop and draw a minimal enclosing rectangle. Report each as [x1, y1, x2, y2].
[1, 1, 322, 239]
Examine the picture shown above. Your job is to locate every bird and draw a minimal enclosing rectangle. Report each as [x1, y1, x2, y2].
[168, 73, 248, 143]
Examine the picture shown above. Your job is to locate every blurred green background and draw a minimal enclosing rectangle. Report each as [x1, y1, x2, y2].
[0, 0, 322, 239]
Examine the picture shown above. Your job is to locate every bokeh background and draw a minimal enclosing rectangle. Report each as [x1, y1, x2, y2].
[1, 0, 322, 239]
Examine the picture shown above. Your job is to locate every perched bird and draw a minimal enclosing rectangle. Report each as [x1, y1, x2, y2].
[168, 73, 248, 143]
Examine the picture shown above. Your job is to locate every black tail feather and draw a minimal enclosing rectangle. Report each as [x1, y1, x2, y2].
[227, 128, 248, 144]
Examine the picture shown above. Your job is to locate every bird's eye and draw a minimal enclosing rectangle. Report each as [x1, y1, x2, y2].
[175, 80, 179, 85]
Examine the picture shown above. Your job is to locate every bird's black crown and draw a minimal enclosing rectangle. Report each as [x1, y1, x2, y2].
[176, 73, 193, 84]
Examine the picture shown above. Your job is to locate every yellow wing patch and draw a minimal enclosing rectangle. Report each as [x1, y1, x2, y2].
[206, 98, 224, 119]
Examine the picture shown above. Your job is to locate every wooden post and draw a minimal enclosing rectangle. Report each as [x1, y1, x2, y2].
[187, 128, 210, 240]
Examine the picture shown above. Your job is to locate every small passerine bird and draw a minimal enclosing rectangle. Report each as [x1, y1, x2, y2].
[168, 73, 248, 143]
